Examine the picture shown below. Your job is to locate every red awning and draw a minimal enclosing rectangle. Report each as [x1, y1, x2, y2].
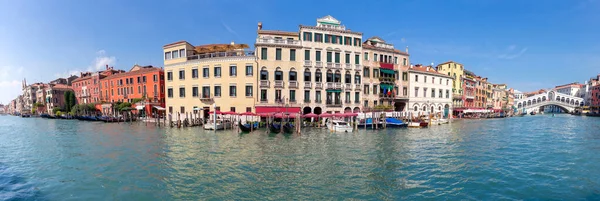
[380, 63, 394, 69]
[255, 106, 301, 114]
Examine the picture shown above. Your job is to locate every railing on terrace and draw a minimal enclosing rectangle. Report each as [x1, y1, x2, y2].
[315, 83, 323, 89]
[304, 82, 312, 89]
[186, 50, 254, 61]
[289, 81, 298, 89]
[274, 80, 284, 88]
[256, 38, 301, 45]
[315, 61, 323, 68]
[304, 60, 312, 67]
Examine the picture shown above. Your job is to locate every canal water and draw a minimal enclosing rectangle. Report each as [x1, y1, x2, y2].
[1, 115, 600, 200]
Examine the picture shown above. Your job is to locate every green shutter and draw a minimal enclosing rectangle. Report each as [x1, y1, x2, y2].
[380, 69, 395, 74]
[305, 50, 310, 60]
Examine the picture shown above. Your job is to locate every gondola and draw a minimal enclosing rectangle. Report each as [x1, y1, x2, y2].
[269, 123, 281, 133]
[283, 123, 294, 134]
[239, 121, 258, 133]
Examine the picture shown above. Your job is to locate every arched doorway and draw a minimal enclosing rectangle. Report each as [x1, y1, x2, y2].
[344, 107, 351, 113]
[353, 107, 360, 113]
[444, 104, 450, 118]
[314, 107, 322, 115]
[394, 102, 406, 111]
[303, 107, 311, 114]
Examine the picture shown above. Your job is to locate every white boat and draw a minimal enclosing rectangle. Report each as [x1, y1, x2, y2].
[203, 119, 232, 130]
[408, 122, 422, 128]
[327, 120, 353, 132]
[431, 118, 449, 125]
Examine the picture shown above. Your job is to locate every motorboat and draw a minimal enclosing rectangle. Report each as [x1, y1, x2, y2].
[408, 121, 428, 128]
[239, 121, 258, 133]
[431, 118, 449, 125]
[327, 120, 353, 133]
[269, 123, 282, 133]
[530, 111, 536, 115]
[385, 118, 408, 128]
[203, 119, 232, 130]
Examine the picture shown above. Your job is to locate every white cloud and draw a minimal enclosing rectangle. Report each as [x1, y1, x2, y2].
[55, 50, 116, 78]
[221, 21, 239, 38]
[0, 66, 24, 80]
[498, 47, 528, 60]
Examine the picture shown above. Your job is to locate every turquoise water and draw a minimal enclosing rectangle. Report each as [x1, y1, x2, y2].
[1, 115, 600, 200]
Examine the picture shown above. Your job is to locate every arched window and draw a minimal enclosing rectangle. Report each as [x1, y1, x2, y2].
[315, 69, 322, 82]
[289, 69, 297, 81]
[414, 106, 418, 111]
[304, 69, 311, 82]
[275, 68, 283, 81]
[423, 106, 427, 111]
[260, 68, 268, 80]
[354, 72, 361, 84]
[334, 70, 341, 83]
[326, 70, 333, 82]
[345, 71, 351, 83]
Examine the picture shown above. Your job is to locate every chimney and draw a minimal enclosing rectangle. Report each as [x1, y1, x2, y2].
[230, 41, 235, 45]
[406, 46, 409, 53]
[106, 64, 109, 70]
[258, 22, 263, 31]
[426, 67, 430, 71]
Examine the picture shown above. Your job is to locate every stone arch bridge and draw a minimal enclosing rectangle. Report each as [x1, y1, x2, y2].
[515, 90, 583, 113]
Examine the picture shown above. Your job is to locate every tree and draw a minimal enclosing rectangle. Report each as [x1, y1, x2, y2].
[64, 91, 76, 112]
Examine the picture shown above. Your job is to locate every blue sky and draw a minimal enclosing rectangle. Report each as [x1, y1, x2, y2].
[1, 0, 599, 103]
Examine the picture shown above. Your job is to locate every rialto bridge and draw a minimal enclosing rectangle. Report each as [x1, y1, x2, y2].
[516, 90, 583, 113]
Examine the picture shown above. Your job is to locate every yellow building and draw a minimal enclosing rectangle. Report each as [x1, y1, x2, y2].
[436, 61, 464, 107]
[163, 41, 256, 118]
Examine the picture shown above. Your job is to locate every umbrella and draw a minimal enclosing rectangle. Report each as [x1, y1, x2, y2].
[274, 113, 288, 118]
[319, 113, 334, 117]
[209, 111, 222, 115]
[342, 112, 358, 117]
[240, 112, 256, 116]
[302, 113, 318, 118]
[222, 111, 238, 115]
[258, 112, 273, 117]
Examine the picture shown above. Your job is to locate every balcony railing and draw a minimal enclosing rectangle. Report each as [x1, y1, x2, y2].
[304, 99, 311, 103]
[326, 100, 342, 107]
[345, 83, 352, 91]
[256, 38, 301, 46]
[355, 64, 362, 71]
[260, 80, 270, 88]
[304, 82, 312, 89]
[304, 60, 312, 67]
[274, 80, 284, 88]
[315, 61, 323, 68]
[187, 50, 254, 61]
[453, 94, 463, 99]
[378, 77, 396, 83]
[326, 82, 335, 89]
[199, 94, 213, 101]
[379, 93, 395, 100]
[335, 83, 343, 89]
[326, 62, 333, 68]
[334, 63, 342, 69]
[465, 95, 475, 99]
[260, 99, 268, 103]
[289, 81, 298, 89]
[355, 84, 361, 91]
[345, 63, 352, 70]
[315, 82, 323, 89]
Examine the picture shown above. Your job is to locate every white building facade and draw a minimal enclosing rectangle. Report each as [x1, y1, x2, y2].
[407, 65, 453, 118]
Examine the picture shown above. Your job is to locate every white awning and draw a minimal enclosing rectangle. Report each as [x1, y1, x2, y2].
[135, 105, 145, 110]
[153, 106, 166, 111]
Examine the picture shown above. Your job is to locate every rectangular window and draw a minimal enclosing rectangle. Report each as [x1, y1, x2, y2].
[331, 35, 336, 44]
[394, 57, 398, 64]
[138, 86, 141, 93]
[229, 65, 237, 77]
[315, 33, 323, 42]
[374, 54, 378, 62]
[303, 32, 312, 41]
[439, 89, 443, 98]
[415, 75, 419, 82]
[245, 65, 253, 76]
[246, 107, 251, 112]
[153, 75, 158, 82]
[229, 86, 236, 97]
[316, 91, 322, 102]
[345, 54, 350, 64]
[179, 87, 185, 98]
[423, 88, 427, 97]
[179, 70, 185, 80]
[316, 51, 321, 62]
[214, 66, 221, 77]
[304, 50, 310, 60]
[137, 77, 140, 83]
[164, 52, 171, 60]
[327, 52, 332, 63]
[202, 86, 210, 98]
[432, 88, 436, 98]
[167, 72, 172, 81]
[355, 92, 360, 103]
[363, 68, 370, 77]
[192, 86, 198, 97]
[172, 50, 179, 59]
[364, 53, 369, 61]
[335, 53, 340, 63]
[403, 58, 407, 66]
[402, 72, 408, 81]
[364, 100, 368, 107]
[214, 86, 221, 97]
[325, 34, 330, 43]
[290, 90, 296, 102]
[415, 87, 419, 97]
[192, 69, 198, 79]
[304, 90, 310, 103]
[290, 49, 296, 61]
[203, 67, 209, 78]
[355, 55, 360, 64]
[245, 86, 253, 97]
[446, 90, 450, 98]
[261, 48, 268, 60]
[179, 49, 185, 58]
[374, 69, 379, 78]
[373, 85, 378, 95]
[260, 89, 267, 101]
[344, 36, 352, 45]
[276, 48, 282, 60]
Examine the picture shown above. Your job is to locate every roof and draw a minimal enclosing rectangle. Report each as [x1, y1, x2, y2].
[102, 67, 162, 80]
[258, 30, 298, 37]
[362, 43, 409, 56]
[49, 84, 72, 90]
[437, 60, 464, 66]
[163, 40, 191, 48]
[193, 43, 249, 54]
[408, 65, 452, 78]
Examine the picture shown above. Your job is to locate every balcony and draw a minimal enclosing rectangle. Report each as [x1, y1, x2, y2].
[326, 62, 333, 68]
[274, 80, 284, 88]
[355, 84, 361, 91]
[465, 95, 475, 99]
[326, 100, 343, 107]
[315, 82, 323, 89]
[304, 82, 312, 89]
[304, 99, 311, 103]
[345, 83, 352, 91]
[335, 83, 343, 89]
[345, 63, 352, 70]
[379, 93, 395, 100]
[260, 80, 270, 88]
[304, 60, 312, 67]
[326, 82, 335, 89]
[260, 99, 268, 104]
[355, 64, 362, 71]
[289, 81, 298, 89]
[334, 63, 342, 69]
[453, 94, 463, 100]
[315, 99, 322, 104]
[378, 77, 396, 83]
[256, 38, 301, 46]
[315, 61, 323, 68]
[186, 50, 255, 61]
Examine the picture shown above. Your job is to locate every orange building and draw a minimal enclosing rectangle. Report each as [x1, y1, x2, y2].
[100, 65, 165, 116]
[72, 65, 123, 104]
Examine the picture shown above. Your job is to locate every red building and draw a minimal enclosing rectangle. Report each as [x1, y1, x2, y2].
[100, 65, 165, 116]
[71, 65, 122, 104]
[462, 75, 476, 108]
